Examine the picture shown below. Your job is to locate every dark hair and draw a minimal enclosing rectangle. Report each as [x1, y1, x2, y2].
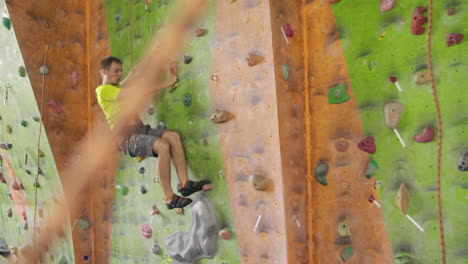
[100, 56, 123, 70]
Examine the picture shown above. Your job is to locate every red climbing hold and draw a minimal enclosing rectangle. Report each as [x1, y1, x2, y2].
[141, 224, 152, 239]
[389, 76, 397, 83]
[283, 24, 294, 38]
[358, 136, 376, 154]
[413, 125, 435, 143]
[368, 194, 375, 203]
[446, 34, 464, 47]
[380, 0, 395, 12]
[411, 7, 428, 35]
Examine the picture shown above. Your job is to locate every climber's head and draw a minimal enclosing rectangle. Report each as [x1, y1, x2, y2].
[100, 56, 123, 86]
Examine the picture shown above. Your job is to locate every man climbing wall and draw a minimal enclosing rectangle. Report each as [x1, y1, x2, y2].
[96, 56, 211, 209]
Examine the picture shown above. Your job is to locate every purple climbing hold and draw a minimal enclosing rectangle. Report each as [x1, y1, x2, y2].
[283, 24, 294, 38]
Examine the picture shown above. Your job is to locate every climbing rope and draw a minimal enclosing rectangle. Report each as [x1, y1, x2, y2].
[426, 1, 446, 263]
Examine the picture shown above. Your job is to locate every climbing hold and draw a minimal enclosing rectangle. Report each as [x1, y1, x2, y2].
[414, 71, 430, 84]
[365, 159, 378, 179]
[148, 106, 155, 115]
[447, 8, 456, 16]
[195, 28, 207, 37]
[340, 246, 353, 262]
[32, 116, 40, 122]
[446, 33, 464, 47]
[23, 222, 28, 230]
[141, 224, 153, 239]
[150, 205, 160, 215]
[2, 16, 11, 30]
[396, 183, 410, 214]
[38, 149, 45, 157]
[338, 222, 351, 237]
[183, 93, 192, 107]
[413, 125, 434, 143]
[328, 83, 350, 104]
[176, 208, 184, 215]
[0, 238, 10, 258]
[12, 180, 20, 190]
[458, 152, 468, 171]
[384, 101, 404, 129]
[139, 167, 145, 174]
[246, 53, 264, 67]
[20, 182, 25, 190]
[210, 110, 229, 123]
[357, 136, 376, 154]
[394, 252, 415, 264]
[20, 120, 28, 127]
[22, 211, 27, 221]
[71, 71, 78, 89]
[39, 65, 49, 75]
[219, 229, 231, 240]
[6, 208, 12, 217]
[0, 143, 12, 150]
[25, 169, 31, 175]
[18, 66, 27, 77]
[335, 140, 349, 152]
[184, 55, 193, 64]
[114, 14, 120, 21]
[48, 100, 63, 113]
[411, 7, 428, 35]
[0, 173, 5, 183]
[211, 73, 219, 81]
[282, 65, 290, 80]
[314, 162, 329, 186]
[75, 218, 90, 231]
[283, 24, 294, 38]
[249, 173, 271, 191]
[58, 256, 69, 264]
[115, 185, 129, 196]
[374, 181, 382, 190]
[140, 185, 148, 194]
[151, 244, 161, 254]
[6, 125, 12, 134]
[380, 0, 395, 12]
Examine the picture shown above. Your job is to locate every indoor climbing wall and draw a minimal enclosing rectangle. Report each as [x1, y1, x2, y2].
[0, 0, 75, 262]
[332, 1, 468, 264]
[103, 0, 241, 263]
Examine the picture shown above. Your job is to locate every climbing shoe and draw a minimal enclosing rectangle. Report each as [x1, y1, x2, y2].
[177, 180, 210, 197]
[166, 194, 192, 210]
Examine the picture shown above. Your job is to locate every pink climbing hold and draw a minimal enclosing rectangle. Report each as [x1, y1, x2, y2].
[380, 0, 395, 12]
[283, 24, 294, 38]
[141, 224, 153, 239]
[411, 7, 428, 35]
[202, 184, 214, 191]
[71, 71, 78, 89]
[446, 34, 464, 47]
[358, 136, 376, 154]
[413, 125, 435, 143]
[48, 100, 63, 113]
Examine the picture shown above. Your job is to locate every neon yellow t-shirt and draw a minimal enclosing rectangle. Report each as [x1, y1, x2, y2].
[96, 84, 121, 128]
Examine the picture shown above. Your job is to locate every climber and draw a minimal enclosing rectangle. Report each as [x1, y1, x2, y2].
[96, 56, 209, 210]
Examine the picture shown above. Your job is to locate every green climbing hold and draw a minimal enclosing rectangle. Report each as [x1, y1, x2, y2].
[2, 17, 11, 30]
[282, 65, 290, 80]
[32, 116, 40, 122]
[115, 185, 129, 196]
[183, 93, 192, 107]
[365, 159, 378, 179]
[394, 253, 415, 264]
[314, 162, 329, 186]
[340, 246, 353, 262]
[33, 181, 40, 188]
[20, 120, 28, 127]
[6, 125, 12, 134]
[18, 66, 27, 77]
[75, 218, 90, 231]
[38, 149, 45, 157]
[328, 83, 350, 104]
[58, 255, 69, 264]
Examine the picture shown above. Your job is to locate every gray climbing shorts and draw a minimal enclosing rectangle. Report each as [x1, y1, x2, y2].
[122, 125, 167, 157]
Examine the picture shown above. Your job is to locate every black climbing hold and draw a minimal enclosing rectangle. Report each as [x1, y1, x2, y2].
[0, 143, 12, 150]
[458, 152, 468, 171]
[25, 169, 31, 175]
[6, 208, 12, 217]
[2, 17, 11, 30]
[183, 93, 192, 106]
[140, 185, 147, 194]
[32, 116, 40, 122]
[148, 106, 155, 115]
[184, 55, 193, 64]
[0, 237, 11, 258]
[151, 244, 161, 254]
[20, 120, 28, 127]
[314, 162, 329, 186]
[23, 222, 28, 230]
[139, 167, 145, 174]
[114, 14, 121, 21]
[18, 66, 27, 77]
